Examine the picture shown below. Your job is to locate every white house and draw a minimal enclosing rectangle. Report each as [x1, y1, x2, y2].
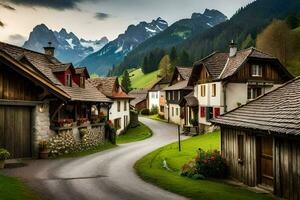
[89, 77, 134, 134]
[188, 42, 293, 132]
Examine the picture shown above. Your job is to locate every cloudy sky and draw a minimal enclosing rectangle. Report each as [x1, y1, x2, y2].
[0, 0, 253, 45]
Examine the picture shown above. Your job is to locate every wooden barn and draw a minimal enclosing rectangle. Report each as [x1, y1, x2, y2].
[211, 77, 300, 199]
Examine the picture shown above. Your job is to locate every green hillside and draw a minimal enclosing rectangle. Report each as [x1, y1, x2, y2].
[288, 27, 300, 76]
[119, 68, 160, 89]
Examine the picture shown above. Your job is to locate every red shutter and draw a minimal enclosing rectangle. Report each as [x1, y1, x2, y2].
[200, 106, 205, 117]
[214, 107, 220, 118]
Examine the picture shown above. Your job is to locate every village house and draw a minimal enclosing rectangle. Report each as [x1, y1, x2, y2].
[129, 89, 148, 111]
[211, 76, 300, 200]
[188, 42, 293, 132]
[0, 42, 112, 158]
[147, 76, 170, 116]
[89, 77, 134, 135]
[164, 67, 192, 125]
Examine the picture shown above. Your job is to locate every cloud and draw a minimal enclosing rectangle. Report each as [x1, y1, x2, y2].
[1, 0, 95, 10]
[94, 12, 111, 20]
[0, 2, 15, 10]
[8, 34, 26, 45]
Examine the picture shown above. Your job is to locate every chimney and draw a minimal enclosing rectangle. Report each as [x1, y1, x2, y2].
[229, 40, 237, 57]
[44, 42, 55, 57]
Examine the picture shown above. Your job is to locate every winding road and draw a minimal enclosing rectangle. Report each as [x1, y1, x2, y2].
[4, 118, 188, 200]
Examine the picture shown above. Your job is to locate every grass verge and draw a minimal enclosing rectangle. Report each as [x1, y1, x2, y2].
[117, 122, 152, 144]
[134, 131, 275, 200]
[0, 174, 40, 200]
[58, 142, 117, 158]
[142, 114, 168, 123]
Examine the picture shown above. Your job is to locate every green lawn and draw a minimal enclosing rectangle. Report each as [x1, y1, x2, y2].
[135, 131, 275, 200]
[119, 68, 160, 89]
[117, 123, 152, 144]
[0, 174, 40, 200]
[58, 142, 116, 158]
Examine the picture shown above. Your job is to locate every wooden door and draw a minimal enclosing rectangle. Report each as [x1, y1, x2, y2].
[257, 136, 273, 188]
[0, 106, 31, 158]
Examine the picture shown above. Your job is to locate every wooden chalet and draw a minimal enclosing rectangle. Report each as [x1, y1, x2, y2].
[164, 67, 192, 124]
[188, 43, 293, 132]
[0, 42, 111, 158]
[129, 89, 148, 111]
[211, 77, 300, 199]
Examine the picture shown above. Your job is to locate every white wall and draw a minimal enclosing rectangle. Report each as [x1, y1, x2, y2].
[169, 103, 182, 125]
[226, 83, 248, 112]
[148, 91, 160, 110]
[108, 99, 130, 135]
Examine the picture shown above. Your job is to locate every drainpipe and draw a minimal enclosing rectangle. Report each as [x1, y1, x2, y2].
[223, 82, 228, 113]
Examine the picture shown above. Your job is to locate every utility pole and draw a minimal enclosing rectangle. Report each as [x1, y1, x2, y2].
[178, 125, 181, 152]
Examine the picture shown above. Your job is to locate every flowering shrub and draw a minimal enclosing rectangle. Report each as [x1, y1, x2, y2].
[0, 148, 10, 160]
[181, 149, 227, 179]
[80, 128, 104, 149]
[77, 118, 88, 126]
[98, 112, 106, 122]
[105, 120, 116, 144]
[48, 132, 77, 156]
[53, 119, 73, 127]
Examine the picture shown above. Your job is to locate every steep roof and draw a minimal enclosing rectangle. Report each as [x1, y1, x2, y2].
[190, 47, 290, 83]
[129, 89, 148, 106]
[177, 67, 192, 80]
[0, 42, 110, 102]
[164, 80, 192, 91]
[179, 92, 198, 107]
[89, 77, 134, 99]
[75, 67, 90, 78]
[211, 77, 300, 135]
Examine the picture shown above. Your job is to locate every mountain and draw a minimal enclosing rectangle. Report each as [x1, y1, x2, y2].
[78, 17, 168, 76]
[23, 24, 109, 63]
[180, 0, 300, 61]
[113, 9, 227, 75]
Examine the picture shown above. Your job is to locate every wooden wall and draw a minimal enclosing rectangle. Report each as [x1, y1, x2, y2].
[221, 127, 257, 186]
[221, 126, 300, 199]
[274, 137, 300, 200]
[0, 64, 40, 101]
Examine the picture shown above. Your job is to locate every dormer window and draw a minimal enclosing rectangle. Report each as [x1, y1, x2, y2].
[66, 74, 72, 87]
[177, 75, 181, 81]
[80, 76, 85, 88]
[251, 65, 262, 77]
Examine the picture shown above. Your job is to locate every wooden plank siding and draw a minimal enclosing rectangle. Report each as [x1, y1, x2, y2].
[221, 126, 300, 199]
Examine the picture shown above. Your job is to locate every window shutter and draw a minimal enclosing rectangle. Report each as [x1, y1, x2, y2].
[200, 106, 205, 117]
[214, 107, 220, 118]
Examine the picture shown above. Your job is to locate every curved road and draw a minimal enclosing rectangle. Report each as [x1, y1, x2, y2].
[5, 118, 188, 200]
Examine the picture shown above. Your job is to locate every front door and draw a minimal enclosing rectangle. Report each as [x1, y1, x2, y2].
[257, 136, 273, 188]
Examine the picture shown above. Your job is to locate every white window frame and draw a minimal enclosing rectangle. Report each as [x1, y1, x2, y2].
[251, 65, 262, 77]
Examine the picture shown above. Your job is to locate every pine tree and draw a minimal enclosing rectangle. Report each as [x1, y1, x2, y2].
[159, 55, 171, 77]
[170, 47, 177, 63]
[179, 50, 191, 67]
[286, 13, 299, 29]
[121, 70, 132, 93]
[142, 56, 149, 74]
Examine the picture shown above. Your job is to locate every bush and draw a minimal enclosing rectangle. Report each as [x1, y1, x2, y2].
[181, 148, 227, 179]
[150, 106, 158, 115]
[0, 149, 10, 160]
[140, 108, 150, 115]
[158, 114, 165, 119]
[190, 118, 198, 127]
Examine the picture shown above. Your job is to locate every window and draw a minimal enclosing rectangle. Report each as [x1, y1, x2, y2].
[176, 108, 179, 116]
[238, 135, 244, 164]
[205, 107, 213, 121]
[172, 107, 174, 116]
[114, 118, 121, 130]
[156, 92, 158, 99]
[117, 101, 121, 112]
[251, 65, 262, 77]
[151, 92, 155, 98]
[166, 92, 169, 100]
[200, 85, 206, 97]
[80, 76, 85, 88]
[66, 74, 72, 86]
[214, 107, 220, 118]
[124, 101, 127, 111]
[172, 91, 175, 100]
[178, 91, 180, 101]
[160, 106, 164, 113]
[212, 84, 216, 97]
[200, 107, 205, 118]
[247, 87, 262, 100]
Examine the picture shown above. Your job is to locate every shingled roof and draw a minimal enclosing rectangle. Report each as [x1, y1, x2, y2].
[129, 89, 148, 107]
[177, 67, 192, 80]
[0, 42, 110, 103]
[211, 77, 300, 135]
[190, 47, 287, 84]
[88, 77, 134, 99]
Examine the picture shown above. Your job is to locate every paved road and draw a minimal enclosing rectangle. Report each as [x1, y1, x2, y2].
[4, 118, 188, 200]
